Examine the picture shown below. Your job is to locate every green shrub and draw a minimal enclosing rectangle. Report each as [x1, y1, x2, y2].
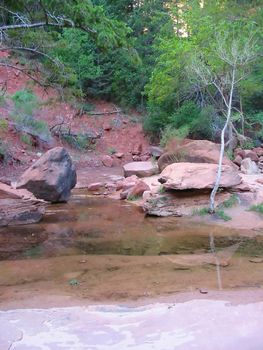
[158, 185, 166, 194]
[11, 114, 50, 139]
[215, 209, 232, 221]
[145, 101, 214, 140]
[74, 101, 95, 114]
[0, 140, 11, 164]
[192, 207, 231, 221]
[220, 194, 239, 209]
[241, 139, 256, 150]
[160, 125, 189, 147]
[107, 147, 117, 155]
[20, 133, 33, 146]
[192, 207, 210, 216]
[247, 112, 263, 141]
[11, 89, 39, 115]
[143, 108, 170, 137]
[0, 119, 8, 131]
[226, 149, 234, 161]
[250, 203, 263, 214]
[62, 132, 95, 150]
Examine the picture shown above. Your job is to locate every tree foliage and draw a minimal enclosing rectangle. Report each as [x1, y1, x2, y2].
[0, 0, 262, 142]
[146, 0, 263, 142]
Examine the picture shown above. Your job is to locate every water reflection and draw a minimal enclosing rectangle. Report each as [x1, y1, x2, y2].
[0, 195, 263, 301]
[0, 196, 261, 263]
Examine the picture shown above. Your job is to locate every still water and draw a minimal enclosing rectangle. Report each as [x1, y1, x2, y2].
[0, 193, 262, 304]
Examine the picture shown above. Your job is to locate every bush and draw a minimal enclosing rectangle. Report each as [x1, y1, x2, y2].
[11, 89, 39, 115]
[11, 114, 50, 140]
[0, 119, 8, 132]
[250, 203, 263, 214]
[0, 140, 11, 164]
[20, 133, 33, 146]
[62, 132, 95, 150]
[107, 147, 117, 155]
[220, 194, 239, 209]
[144, 101, 215, 140]
[9, 90, 51, 142]
[160, 125, 189, 147]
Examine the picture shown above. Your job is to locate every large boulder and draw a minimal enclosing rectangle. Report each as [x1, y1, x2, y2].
[15, 147, 76, 202]
[158, 140, 235, 171]
[123, 161, 159, 178]
[159, 163, 241, 190]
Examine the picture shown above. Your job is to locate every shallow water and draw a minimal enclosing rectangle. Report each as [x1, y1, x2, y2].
[0, 192, 263, 306]
[1, 194, 261, 259]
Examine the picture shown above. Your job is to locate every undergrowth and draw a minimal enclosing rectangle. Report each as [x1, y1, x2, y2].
[249, 203, 263, 214]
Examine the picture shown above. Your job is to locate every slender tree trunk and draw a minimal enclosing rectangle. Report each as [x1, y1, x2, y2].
[209, 67, 236, 213]
[240, 96, 245, 136]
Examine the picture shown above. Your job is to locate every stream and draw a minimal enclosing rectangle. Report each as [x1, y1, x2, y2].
[0, 190, 263, 307]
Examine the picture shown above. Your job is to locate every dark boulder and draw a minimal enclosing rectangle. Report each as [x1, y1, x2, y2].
[15, 147, 76, 202]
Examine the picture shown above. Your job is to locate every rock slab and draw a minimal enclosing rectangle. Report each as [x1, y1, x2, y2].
[0, 198, 45, 226]
[15, 147, 76, 202]
[158, 139, 235, 171]
[123, 161, 159, 178]
[0, 182, 46, 226]
[159, 163, 241, 190]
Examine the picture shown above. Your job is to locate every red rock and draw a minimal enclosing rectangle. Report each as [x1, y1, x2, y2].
[103, 123, 112, 131]
[233, 155, 242, 167]
[149, 146, 164, 158]
[105, 182, 117, 191]
[102, 155, 113, 167]
[241, 158, 260, 175]
[243, 150, 259, 162]
[131, 143, 143, 155]
[115, 152, 124, 158]
[140, 155, 151, 161]
[253, 147, 263, 157]
[158, 140, 235, 171]
[234, 148, 242, 157]
[116, 181, 124, 191]
[123, 162, 159, 178]
[159, 163, 241, 190]
[88, 182, 104, 191]
[231, 183, 251, 192]
[116, 175, 138, 191]
[15, 147, 76, 203]
[127, 180, 150, 199]
[132, 155, 141, 161]
[120, 189, 129, 200]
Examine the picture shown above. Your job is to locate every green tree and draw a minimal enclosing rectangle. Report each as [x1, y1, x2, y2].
[145, 0, 263, 140]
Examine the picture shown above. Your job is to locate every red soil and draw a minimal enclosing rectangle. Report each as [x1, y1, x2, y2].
[0, 53, 150, 181]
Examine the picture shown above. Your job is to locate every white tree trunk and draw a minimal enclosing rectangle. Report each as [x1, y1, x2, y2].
[209, 68, 236, 213]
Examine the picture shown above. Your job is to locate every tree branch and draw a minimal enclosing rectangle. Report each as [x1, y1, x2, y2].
[212, 81, 229, 109]
[0, 18, 96, 34]
[0, 62, 48, 87]
[0, 46, 62, 67]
